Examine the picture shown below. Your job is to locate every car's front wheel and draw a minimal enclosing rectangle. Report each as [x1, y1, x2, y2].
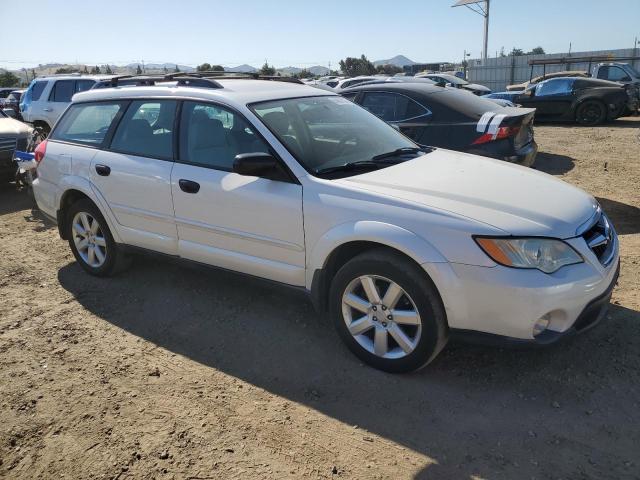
[329, 249, 448, 373]
[66, 199, 129, 276]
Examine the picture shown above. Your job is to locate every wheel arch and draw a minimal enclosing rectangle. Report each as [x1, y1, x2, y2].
[307, 221, 446, 312]
[56, 179, 121, 243]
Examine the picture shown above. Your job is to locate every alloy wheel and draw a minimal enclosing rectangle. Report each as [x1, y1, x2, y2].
[341, 275, 422, 359]
[72, 212, 107, 268]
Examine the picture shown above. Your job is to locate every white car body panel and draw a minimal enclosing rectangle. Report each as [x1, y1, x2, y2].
[33, 80, 619, 343]
[171, 163, 305, 285]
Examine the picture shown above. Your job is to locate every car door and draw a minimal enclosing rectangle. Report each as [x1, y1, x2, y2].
[44, 80, 75, 127]
[170, 101, 305, 286]
[90, 99, 179, 255]
[524, 79, 575, 118]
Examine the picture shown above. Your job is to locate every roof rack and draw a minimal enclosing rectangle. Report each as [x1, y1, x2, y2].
[90, 72, 304, 90]
[191, 71, 304, 84]
[92, 73, 224, 90]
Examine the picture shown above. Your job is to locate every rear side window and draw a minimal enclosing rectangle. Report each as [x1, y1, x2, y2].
[31, 81, 47, 101]
[536, 79, 574, 97]
[51, 102, 123, 146]
[75, 80, 95, 93]
[179, 101, 270, 170]
[360, 92, 429, 122]
[49, 80, 75, 102]
[110, 100, 177, 160]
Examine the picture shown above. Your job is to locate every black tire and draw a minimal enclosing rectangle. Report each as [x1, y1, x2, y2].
[329, 249, 448, 373]
[66, 199, 130, 277]
[575, 100, 606, 126]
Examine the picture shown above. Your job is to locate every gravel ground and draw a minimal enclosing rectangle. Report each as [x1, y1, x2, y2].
[1, 117, 639, 480]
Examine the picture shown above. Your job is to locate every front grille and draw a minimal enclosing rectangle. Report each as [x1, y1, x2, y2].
[0, 136, 17, 153]
[581, 211, 616, 266]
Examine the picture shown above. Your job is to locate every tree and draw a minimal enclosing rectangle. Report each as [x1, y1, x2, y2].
[527, 46, 545, 55]
[197, 63, 212, 72]
[135, 64, 143, 75]
[55, 67, 79, 74]
[82, 65, 89, 74]
[0, 71, 20, 88]
[174, 65, 180, 73]
[90, 65, 101, 74]
[104, 65, 113, 74]
[163, 66, 168, 74]
[260, 62, 276, 76]
[339, 55, 376, 77]
[375, 64, 403, 75]
[296, 69, 313, 79]
[509, 48, 525, 57]
[210, 65, 225, 72]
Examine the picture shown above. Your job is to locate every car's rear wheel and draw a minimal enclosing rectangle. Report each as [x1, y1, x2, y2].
[66, 199, 129, 276]
[329, 249, 448, 373]
[576, 100, 606, 125]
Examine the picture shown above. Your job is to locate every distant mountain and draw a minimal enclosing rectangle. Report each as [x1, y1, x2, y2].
[373, 55, 416, 68]
[309, 66, 330, 76]
[226, 64, 258, 73]
[278, 66, 301, 75]
[125, 63, 195, 72]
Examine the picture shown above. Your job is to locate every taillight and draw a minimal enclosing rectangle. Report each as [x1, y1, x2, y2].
[34, 139, 48, 164]
[473, 125, 521, 145]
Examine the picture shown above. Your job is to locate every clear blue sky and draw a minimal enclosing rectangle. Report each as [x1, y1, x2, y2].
[1, 0, 639, 70]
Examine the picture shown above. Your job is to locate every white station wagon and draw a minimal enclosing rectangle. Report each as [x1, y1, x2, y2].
[32, 74, 619, 372]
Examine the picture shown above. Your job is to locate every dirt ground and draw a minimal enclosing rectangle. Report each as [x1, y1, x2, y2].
[1, 117, 639, 480]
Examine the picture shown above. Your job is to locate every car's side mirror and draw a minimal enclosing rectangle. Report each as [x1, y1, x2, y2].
[233, 153, 288, 181]
[2, 108, 16, 118]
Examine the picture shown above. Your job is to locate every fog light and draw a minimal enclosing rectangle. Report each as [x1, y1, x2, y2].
[533, 314, 551, 337]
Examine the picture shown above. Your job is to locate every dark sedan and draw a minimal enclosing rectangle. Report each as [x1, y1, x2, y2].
[341, 82, 538, 167]
[485, 77, 632, 125]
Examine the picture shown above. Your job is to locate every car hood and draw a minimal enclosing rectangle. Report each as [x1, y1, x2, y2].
[335, 149, 597, 238]
[0, 117, 32, 136]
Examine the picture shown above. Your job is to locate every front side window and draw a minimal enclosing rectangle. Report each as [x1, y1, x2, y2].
[360, 92, 429, 122]
[252, 95, 421, 176]
[49, 80, 75, 102]
[32, 81, 47, 101]
[51, 102, 123, 146]
[110, 100, 177, 159]
[604, 66, 631, 82]
[536, 79, 574, 97]
[179, 101, 270, 170]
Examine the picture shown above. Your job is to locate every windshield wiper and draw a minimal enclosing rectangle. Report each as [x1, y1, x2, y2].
[371, 146, 431, 161]
[316, 161, 382, 176]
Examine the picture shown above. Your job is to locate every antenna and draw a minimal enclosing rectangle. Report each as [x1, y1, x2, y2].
[452, 0, 490, 62]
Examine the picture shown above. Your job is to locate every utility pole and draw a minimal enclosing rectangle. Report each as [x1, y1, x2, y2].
[452, 0, 491, 62]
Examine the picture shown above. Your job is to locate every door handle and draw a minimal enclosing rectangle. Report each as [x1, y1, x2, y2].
[179, 179, 200, 194]
[95, 164, 111, 176]
[43, 108, 53, 112]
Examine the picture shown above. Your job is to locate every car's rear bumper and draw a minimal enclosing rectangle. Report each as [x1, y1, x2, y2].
[469, 139, 538, 167]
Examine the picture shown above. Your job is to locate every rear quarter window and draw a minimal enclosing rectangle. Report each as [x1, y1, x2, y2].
[50, 102, 124, 146]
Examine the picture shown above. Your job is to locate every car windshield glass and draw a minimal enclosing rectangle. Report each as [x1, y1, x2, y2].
[251, 96, 424, 177]
[626, 64, 640, 78]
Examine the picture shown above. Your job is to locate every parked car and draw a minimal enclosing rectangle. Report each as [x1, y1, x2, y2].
[415, 73, 491, 95]
[3, 89, 26, 119]
[507, 71, 589, 92]
[0, 108, 32, 183]
[341, 82, 537, 166]
[20, 74, 113, 135]
[0, 87, 17, 105]
[593, 62, 640, 113]
[486, 77, 633, 125]
[326, 76, 381, 90]
[33, 75, 619, 373]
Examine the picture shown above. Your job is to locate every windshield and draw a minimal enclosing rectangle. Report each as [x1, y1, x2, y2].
[251, 96, 422, 177]
[627, 64, 640, 78]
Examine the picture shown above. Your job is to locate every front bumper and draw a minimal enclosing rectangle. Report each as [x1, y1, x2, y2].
[450, 260, 619, 347]
[421, 233, 620, 344]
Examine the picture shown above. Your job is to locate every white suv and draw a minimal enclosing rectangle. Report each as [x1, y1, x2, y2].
[32, 74, 619, 372]
[20, 74, 112, 135]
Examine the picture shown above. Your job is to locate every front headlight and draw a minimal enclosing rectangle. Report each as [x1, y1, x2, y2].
[474, 237, 583, 274]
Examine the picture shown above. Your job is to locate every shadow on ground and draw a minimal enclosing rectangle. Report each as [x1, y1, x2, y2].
[533, 151, 575, 175]
[597, 197, 640, 235]
[58, 254, 640, 479]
